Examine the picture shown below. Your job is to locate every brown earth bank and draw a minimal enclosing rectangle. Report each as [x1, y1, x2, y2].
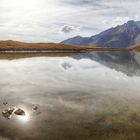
[0, 40, 91, 51]
[128, 44, 140, 51]
[0, 52, 81, 60]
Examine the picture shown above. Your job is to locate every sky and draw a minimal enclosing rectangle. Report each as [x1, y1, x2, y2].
[0, 0, 140, 42]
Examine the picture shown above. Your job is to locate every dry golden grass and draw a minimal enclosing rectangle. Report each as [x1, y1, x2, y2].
[0, 40, 88, 50]
[0, 40, 130, 52]
[129, 44, 140, 51]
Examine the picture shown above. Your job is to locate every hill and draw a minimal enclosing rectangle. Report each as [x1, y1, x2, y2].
[0, 40, 89, 51]
[0, 40, 130, 52]
[128, 44, 140, 51]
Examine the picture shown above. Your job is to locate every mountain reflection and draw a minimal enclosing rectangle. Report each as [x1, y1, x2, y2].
[74, 51, 140, 77]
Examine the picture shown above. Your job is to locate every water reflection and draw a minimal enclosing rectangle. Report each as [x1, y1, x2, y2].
[74, 51, 140, 76]
[0, 52, 139, 140]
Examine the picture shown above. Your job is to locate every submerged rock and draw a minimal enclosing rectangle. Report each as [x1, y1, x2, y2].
[14, 108, 26, 116]
[2, 107, 15, 119]
[3, 102, 8, 106]
[32, 106, 38, 111]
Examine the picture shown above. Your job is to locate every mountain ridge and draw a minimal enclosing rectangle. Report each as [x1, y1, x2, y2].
[61, 20, 140, 48]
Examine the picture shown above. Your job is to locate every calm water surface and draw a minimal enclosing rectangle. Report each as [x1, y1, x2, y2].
[0, 51, 140, 140]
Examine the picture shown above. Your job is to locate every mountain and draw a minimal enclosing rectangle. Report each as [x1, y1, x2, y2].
[61, 20, 140, 48]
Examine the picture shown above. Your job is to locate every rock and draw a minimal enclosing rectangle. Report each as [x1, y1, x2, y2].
[3, 102, 8, 106]
[32, 106, 38, 111]
[14, 108, 26, 116]
[2, 107, 15, 119]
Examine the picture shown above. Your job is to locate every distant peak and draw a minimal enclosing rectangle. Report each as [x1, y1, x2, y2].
[123, 20, 140, 30]
[125, 20, 137, 26]
[74, 35, 82, 38]
[127, 20, 136, 23]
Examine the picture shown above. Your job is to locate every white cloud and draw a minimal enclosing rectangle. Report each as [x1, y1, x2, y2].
[114, 17, 131, 24]
[0, 0, 139, 42]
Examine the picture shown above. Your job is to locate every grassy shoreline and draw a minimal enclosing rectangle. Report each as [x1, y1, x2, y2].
[0, 40, 133, 52]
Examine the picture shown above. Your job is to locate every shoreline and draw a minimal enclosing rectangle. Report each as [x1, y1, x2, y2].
[0, 48, 133, 60]
[0, 47, 131, 53]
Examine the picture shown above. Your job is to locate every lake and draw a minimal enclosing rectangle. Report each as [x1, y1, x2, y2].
[0, 51, 140, 140]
